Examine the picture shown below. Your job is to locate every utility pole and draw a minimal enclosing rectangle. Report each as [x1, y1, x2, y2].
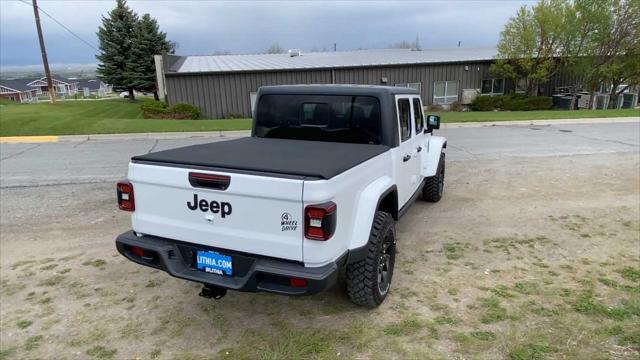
[32, 0, 55, 103]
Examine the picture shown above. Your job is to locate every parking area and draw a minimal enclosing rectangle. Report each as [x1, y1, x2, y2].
[1, 121, 639, 359]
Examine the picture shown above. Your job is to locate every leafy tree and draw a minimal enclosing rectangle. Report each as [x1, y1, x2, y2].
[389, 39, 420, 50]
[493, 0, 640, 106]
[574, 0, 640, 108]
[266, 44, 285, 54]
[129, 13, 173, 100]
[491, 0, 575, 96]
[96, 0, 138, 100]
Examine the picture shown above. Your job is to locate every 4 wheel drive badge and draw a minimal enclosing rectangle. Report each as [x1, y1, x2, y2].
[281, 212, 298, 231]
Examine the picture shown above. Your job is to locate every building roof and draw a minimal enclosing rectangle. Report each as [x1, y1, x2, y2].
[170, 47, 497, 74]
[0, 79, 35, 92]
[257, 84, 420, 96]
[76, 79, 103, 90]
[26, 76, 77, 86]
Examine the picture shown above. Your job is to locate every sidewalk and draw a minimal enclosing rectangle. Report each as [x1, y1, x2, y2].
[1, 116, 638, 143]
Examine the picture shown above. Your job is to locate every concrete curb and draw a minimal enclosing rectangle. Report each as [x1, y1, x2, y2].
[441, 116, 639, 128]
[57, 130, 250, 142]
[0, 136, 59, 143]
[2, 117, 638, 143]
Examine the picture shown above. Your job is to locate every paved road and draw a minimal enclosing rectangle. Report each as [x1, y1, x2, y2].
[1, 122, 638, 188]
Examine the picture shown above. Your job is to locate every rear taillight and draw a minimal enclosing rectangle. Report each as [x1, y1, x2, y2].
[117, 180, 135, 211]
[289, 277, 308, 288]
[304, 202, 337, 240]
[130, 246, 145, 257]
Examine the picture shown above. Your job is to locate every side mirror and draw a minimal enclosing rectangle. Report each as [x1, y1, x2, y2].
[426, 114, 440, 132]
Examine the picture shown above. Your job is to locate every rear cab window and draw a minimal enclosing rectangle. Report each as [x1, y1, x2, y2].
[255, 95, 382, 144]
[412, 98, 424, 134]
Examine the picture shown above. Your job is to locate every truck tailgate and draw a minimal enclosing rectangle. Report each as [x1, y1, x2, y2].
[129, 162, 304, 261]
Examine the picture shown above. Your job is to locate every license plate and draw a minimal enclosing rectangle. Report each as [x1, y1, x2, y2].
[196, 250, 233, 276]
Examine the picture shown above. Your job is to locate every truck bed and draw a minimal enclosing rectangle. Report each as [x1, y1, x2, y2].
[132, 137, 389, 180]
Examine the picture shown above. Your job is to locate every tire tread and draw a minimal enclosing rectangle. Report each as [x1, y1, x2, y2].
[346, 211, 395, 307]
[423, 153, 445, 202]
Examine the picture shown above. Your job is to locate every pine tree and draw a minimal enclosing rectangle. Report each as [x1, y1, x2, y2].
[129, 13, 173, 100]
[96, 0, 138, 100]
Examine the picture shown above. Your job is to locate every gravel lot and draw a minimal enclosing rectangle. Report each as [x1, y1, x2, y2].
[1, 122, 639, 359]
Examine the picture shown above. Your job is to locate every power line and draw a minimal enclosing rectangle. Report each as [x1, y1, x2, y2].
[18, 0, 99, 52]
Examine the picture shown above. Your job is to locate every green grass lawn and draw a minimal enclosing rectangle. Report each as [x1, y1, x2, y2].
[0, 98, 637, 136]
[0, 99, 251, 136]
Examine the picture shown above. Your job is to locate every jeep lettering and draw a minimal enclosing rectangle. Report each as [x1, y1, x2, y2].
[187, 194, 232, 218]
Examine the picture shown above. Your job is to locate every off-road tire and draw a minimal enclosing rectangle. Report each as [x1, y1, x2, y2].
[345, 211, 396, 307]
[422, 152, 445, 202]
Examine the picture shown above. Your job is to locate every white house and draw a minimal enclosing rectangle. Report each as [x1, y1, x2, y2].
[75, 78, 113, 96]
[26, 76, 79, 97]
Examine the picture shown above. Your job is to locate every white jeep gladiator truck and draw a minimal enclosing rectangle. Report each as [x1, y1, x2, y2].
[116, 85, 446, 307]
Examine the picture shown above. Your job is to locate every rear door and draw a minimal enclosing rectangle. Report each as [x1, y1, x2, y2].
[412, 96, 427, 183]
[393, 96, 422, 206]
[129, 163, 305, 261]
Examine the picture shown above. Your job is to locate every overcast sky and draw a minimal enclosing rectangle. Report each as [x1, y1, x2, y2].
[1, 0, 535, 67]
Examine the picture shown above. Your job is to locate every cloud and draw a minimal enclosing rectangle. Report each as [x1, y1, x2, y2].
[0, 0, 532, 66]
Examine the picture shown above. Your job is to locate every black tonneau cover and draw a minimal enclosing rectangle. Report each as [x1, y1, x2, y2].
[132, 137, 389, 180]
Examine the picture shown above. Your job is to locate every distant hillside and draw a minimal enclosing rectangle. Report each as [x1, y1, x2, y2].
[0, 63, 97, 80]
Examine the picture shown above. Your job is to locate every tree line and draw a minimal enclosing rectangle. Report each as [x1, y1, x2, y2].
[492, 0, 639, 108]
[96, 0, 173, 101]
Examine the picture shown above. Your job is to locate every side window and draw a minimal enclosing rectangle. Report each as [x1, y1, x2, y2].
[395, 83, 422, 94]
[412, 98, 424, 134]
[481, 79, 505, 96]
[301, 103, 329, 126]
[397, 98, 411, 142]
[433, 81, 459, 104]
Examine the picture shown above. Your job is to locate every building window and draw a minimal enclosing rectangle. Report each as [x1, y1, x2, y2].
[412, 98, 424, 133]
[515, 78, 528, 94]
[397, 98, 411, 142]
[433, 81, 458, 104]
[396, 82, 422, 94]
[481, 79, 504, 96]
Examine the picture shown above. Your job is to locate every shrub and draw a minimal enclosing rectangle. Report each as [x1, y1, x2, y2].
[427, 104, 443, 112]
[471, 94, 552, 111]
[449, 101, 464, 112]
[226, 111, 244, 119]
[520, 96, 552, 110]
[471, 95, 500, 111]
[141, 101, 200, 119]
[141, 101, 169, 118]
[171, 103, 200, 119]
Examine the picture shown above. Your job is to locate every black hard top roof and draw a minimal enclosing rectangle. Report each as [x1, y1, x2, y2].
[258, 84, 419, 97]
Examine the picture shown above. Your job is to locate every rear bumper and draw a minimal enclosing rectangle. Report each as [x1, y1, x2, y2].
[115, 231, 341, 296]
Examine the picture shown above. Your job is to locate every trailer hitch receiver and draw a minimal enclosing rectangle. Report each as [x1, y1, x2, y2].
[199, 285, 227, 300]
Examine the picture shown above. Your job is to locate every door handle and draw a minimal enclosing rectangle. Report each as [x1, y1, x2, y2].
[416, 146, 422, 152]
[403, 154, 411, 162]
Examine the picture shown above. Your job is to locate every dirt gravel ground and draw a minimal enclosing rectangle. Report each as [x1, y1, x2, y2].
[1, 151, 639, 359]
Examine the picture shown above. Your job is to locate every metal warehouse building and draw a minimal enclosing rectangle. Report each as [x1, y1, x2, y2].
[155, 47, 575, 119]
